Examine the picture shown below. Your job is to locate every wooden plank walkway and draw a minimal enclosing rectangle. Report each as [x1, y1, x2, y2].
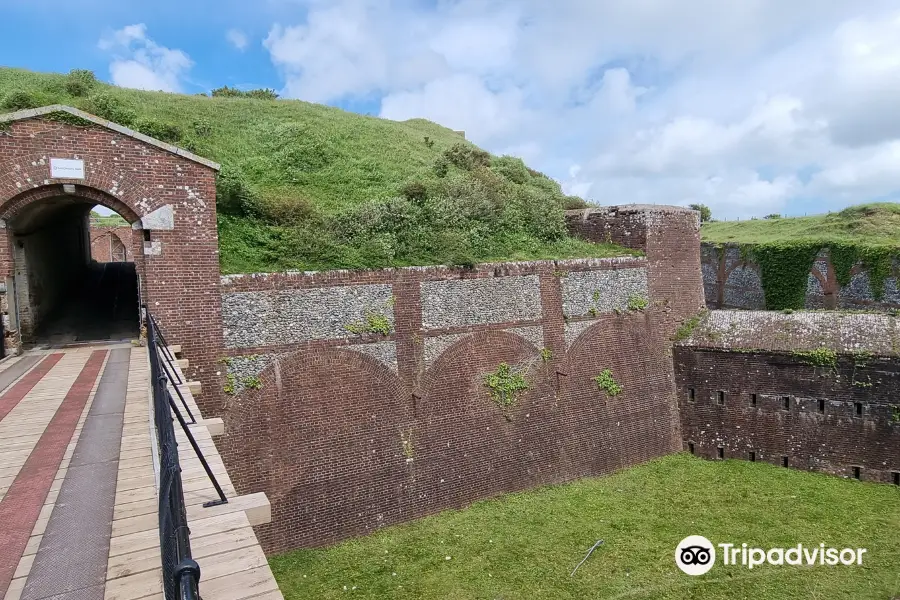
[0, 344, 282, 600]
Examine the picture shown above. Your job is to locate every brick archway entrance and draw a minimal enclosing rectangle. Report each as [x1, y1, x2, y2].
[0, 106, 224, 393]
[1, 185, 144, 345]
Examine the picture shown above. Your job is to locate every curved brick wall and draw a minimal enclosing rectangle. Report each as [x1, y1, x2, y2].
[216, 249, 700, 552]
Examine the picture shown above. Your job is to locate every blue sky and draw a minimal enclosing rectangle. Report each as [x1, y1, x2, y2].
[5, 0, 900, 220]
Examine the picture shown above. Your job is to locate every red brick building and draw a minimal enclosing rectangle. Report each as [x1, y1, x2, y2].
[0, 105, 223, 390]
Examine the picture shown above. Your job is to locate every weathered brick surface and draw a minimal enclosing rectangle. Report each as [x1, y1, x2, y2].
[217, 254, 689, 553]
[0, 116, 223, 398]
[89, 226, 132, 262]
[675, 347, 900, 483]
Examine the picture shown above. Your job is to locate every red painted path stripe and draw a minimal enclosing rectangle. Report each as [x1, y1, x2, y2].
[0, 350, 107, 598]
[0, 354, 64, 423]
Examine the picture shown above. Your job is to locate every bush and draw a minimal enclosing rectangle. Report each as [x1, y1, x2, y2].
[64, 69, 97, 97]
[764, 214, 782, 220]
[689, 203, 712, 222]
[491, 156, 530, 184]
[211, 86, 279, 100]
[216, 164, 258, 216]
[84, 93, 136, 127]
[400, 181, 427, 203]
[245, 88, 279, 100]
[211, 85, 244, 98]
[134, 118, 182, 144]
[563, 196, 589, 210]
[432, 155, 450, 178]
[443, 143, 491, 170]
[1, 90, 44, 111]
[257, 195, 315, 226]
[192, 118, 213, 137]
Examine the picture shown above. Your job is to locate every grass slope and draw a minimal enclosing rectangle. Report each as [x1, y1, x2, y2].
[270, 454, 900, 600]
[701, 203, 900, 247]
[0, 68, 627, 273]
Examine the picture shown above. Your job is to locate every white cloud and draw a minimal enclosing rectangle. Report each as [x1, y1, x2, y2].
[98, 24, 192, 92]
[262, 1, 900, 218]
[227, 28, 249, 51]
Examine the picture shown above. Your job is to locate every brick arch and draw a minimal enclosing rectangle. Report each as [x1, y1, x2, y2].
[414, 329, 560, 514]
[89, 229, 132, 262]
[0, 152, 159, 224]
[561, 313, 679, 478]
[220, 347, 410, 553]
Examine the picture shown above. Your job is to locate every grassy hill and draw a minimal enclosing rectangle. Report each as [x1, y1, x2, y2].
[701, 203, 900, 247]
[0, 67, 629, 273]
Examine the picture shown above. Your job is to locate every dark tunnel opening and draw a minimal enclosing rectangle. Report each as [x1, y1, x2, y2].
[9, 196, 140, 346]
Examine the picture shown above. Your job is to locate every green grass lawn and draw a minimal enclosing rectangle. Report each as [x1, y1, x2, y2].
[270, 454, 900, 600]
[701, 203, 900, 247]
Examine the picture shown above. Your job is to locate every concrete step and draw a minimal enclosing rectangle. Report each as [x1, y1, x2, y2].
[191, 417, 224, 436]
[176, 358, 189, 370]
[177, 381, 201, 396]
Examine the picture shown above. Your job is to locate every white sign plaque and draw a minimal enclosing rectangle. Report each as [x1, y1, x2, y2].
[50, 158, 85, 179]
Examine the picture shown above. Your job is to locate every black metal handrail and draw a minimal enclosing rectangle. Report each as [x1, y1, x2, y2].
[145, 312, 228, 508]
[148, 311, 202, 600]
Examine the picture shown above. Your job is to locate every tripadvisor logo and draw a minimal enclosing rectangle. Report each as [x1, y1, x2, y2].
[675, 536, 868, 575]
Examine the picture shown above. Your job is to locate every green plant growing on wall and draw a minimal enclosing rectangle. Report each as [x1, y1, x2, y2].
[627, 293, 649, 311]
[593, 369, 622, 397]
[400, 428, 415, 460]
[891, 406, 900, 424]
[672, 310, 707, 342]
[483, 363, 529, 408]
[218, 356, 233, 366]
[44, 111, 93, 127]
[752, 242, 821, 310]
[345, 311, 392, 336]
[540, 348, 552, 362]
[223, 373, 236, 395]
[792, 348, 838, 369]
[242, 375, 262, 390]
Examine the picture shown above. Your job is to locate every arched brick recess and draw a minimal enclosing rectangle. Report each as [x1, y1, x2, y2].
[220, 347, 409, 552]
[413, 330, 559, 516]
[561, 313, 681, 478]
[90, 228, 133, 262]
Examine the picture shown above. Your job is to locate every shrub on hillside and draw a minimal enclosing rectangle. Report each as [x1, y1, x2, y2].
[432, 155, 450, 178]
[257, 195, 315, 226]
[491, 156, 530, 185]
[443, 143, 491, 170]
[64, 69, 97, 97]
[211, 86, 279, 100]
[563, 196, 589, 210]
[84, 93, 136, 127]
[134, 118, 183, 144]
[400, 181, 427, 203]
[216, 164, 258, 216]
[192, 118, 213, 137]
[1, 90, 45, 111]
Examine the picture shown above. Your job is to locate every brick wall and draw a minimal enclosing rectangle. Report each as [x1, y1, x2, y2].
[0, 114, 223, 394]
[216, 254, 691, 552]
[701, 243, 900, 310]
[675, 347, 900, 483]
[89, 226, 133, 263]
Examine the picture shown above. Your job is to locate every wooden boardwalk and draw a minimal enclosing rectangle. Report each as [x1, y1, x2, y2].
[0, 344, 282, 600]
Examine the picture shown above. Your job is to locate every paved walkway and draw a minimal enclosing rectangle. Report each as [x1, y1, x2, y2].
[0, 345, 282, 600]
